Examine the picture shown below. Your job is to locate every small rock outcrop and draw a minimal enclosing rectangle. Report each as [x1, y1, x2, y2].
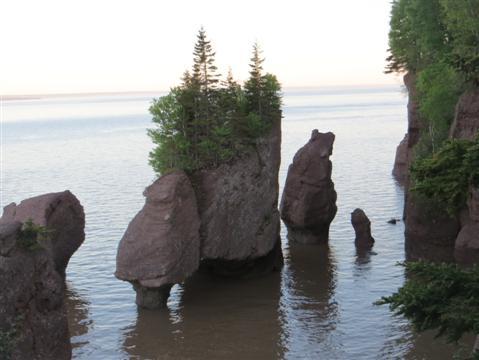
[0, 222, 71, 360]
[0, 191, 85, 277]
[280, 130, 337, 244]
[449, 89, 479, 140]
[351, 209, 374, 248]
[455, 187, 479, 265]
[116, 171, 201, 309]
[392, 134, 409, 184]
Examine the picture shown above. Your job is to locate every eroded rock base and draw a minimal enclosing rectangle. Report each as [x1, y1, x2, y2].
[133, 284, 173, 309]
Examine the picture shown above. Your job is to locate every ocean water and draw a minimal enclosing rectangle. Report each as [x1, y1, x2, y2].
[1, 86, 470, 359]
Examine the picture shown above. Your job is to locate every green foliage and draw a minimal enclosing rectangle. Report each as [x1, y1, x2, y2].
[0, 328, 15, 360]
[415, 62, 464, 155]
[377, 262, 479, 358]
[440, 0, 479, 84]
[148, 30, 282, 175]
[411, 138, 479, 215]
[17, 219, 50, 251]
[387, 0, 477, 83]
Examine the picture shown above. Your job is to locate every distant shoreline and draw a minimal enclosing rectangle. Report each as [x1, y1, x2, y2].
[1, 84, 402, 102]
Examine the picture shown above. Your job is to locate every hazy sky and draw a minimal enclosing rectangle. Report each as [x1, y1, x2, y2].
[1, 0, 402, 95]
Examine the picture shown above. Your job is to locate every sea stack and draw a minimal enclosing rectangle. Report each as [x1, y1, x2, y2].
[115, 171, 201, 309]
[0, 191, 85, 278]
[116, 115, 283, 308]
[280, 130, 337, 244]
[0, 222, 71, 359]
[351, 208, 375, 249]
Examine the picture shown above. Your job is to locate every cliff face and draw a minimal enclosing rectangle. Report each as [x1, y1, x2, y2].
[449, 89, 479, 140]
[392, 72, 422, 185]
[399, 75, 479, 263]
[0, 222, 71, 360]
[191, 116, 281, 260]
[116, 115, 283, 308]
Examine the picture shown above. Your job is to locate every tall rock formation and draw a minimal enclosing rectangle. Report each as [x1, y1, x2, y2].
[116, 171, 201, 309]
[116, 117, 283, 308]
[392, 72, 422, 185]
[400, 73, 479, 263]
[280, 130, 337, 244]
[0, 222, 71, 360]
[0, 191, 85, 277]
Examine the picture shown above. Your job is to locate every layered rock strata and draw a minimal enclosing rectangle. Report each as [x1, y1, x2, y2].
[0, 191, 85, 277]
[351, 208, 375, 249]
[280, 130, 337, 244]
[0, 222, 71, 360]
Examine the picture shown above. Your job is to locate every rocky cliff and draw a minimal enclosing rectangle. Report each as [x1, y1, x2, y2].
[397, 74, 479, 263]
[392, 72, 422, 185]
[280, 130, 337, 244]
[116, 116, 283, 308]
[0, 222, 71, 360]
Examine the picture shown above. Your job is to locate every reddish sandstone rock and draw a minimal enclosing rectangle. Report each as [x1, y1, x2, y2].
[405, 193, 460, 262]
[392, 72, 422, 184]
[280, 130, 337, 244]
[0, 191, 85, 277]
[191, 116, 282, 261]
[450, 89, 479, 140]
[351, 208, 375, 249]
[115, 171, 201, 309]
[392, 134, 409, 185]
[0, 222, 71, 360]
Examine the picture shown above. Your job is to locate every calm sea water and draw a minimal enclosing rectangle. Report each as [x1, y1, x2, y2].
[1, 87, 470, 359]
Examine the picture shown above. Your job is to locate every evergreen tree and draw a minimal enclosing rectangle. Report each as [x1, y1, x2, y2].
[244, 42, 265, 115]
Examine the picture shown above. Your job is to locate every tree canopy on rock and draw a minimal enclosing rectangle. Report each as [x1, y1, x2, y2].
[148, 29, 282, 175]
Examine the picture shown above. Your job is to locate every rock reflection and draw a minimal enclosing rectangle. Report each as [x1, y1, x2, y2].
[279, 243, 338, 358]
[122, 271, 283, 359]
[65, 285, 92, 349]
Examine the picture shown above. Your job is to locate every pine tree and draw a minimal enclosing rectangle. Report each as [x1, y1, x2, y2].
[244, 42, 265, 116]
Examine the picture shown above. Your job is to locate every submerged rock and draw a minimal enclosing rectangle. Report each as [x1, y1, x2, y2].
[0, 221, 71, 360]
[280, 130, 337, 244]
[351, 208, 375, 248]
[116, 171, 201, 309]
[0, 191, 85, 278]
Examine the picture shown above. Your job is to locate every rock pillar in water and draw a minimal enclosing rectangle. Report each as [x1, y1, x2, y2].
[280, 130, 337, 244]
[351, 208, 375, 249]
[115, 171, 201, 309]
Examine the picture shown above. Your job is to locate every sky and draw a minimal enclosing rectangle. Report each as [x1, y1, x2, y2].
[0, 0, 403, 95]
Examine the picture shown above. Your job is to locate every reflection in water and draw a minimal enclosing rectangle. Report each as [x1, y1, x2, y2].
[65, 285, 93, 350]
[280, 243, 338, 358]
[123, 271, 283, 359]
